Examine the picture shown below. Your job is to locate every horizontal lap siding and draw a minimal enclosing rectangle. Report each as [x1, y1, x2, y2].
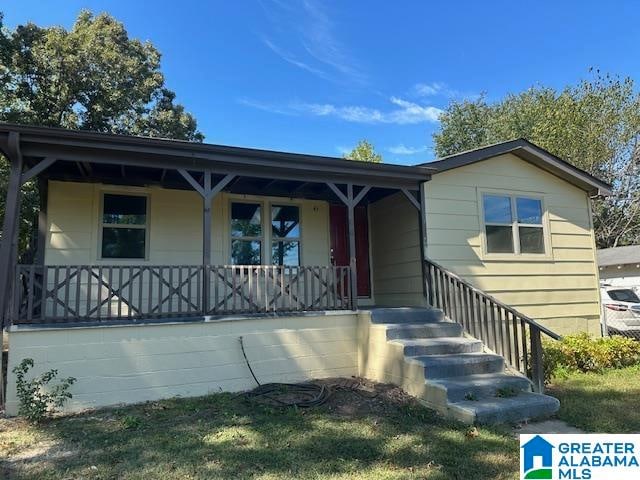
[45, 181, 330, 266]
[5, 314, 359, 414]
[370, 192, 426, 307]
[424, 153, 601, 335]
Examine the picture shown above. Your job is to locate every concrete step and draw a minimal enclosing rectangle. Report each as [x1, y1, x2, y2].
[409, 353, 504, 379]
[448, 392, 560, 424]
[390, 337, 483, 356]
[427, 372, 532, 402]
[385, 322, 463, 340]
[370, 307, 444, 324]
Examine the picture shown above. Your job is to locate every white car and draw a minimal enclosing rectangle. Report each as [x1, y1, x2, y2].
[601, 286, 640, 333]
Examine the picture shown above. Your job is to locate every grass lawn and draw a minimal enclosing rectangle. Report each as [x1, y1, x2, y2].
[547, 365, 640, 433]
[0, 381, 520, 480]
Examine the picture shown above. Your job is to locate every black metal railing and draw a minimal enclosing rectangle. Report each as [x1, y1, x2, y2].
[13, 264, 353, 324]
[424, 258, 561, 393]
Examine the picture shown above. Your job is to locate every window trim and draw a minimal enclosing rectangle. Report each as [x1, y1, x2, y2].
[479, 189, 552, 260]
[98, 191, 150, 261]
[227, 197, 304, 266]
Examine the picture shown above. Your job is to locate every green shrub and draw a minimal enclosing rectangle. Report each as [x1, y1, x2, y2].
[542, 333, 640, 382]
[12, 358, 76, 423]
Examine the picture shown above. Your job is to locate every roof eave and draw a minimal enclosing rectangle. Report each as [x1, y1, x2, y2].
[422, 139, 612, 196]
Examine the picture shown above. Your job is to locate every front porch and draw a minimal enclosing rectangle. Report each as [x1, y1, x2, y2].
[0, 124, 432, 327]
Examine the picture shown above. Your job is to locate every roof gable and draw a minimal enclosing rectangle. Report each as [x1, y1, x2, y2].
[421, 139, 612, 196]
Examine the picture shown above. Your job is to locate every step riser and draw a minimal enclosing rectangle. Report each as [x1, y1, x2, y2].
[386, 324, 463, 340]
[371, 308, 444, 324]
[403, 341, 483, 356]
[423, 357, 504, 379]
[442, 378, 532, 402]
[454, 398, 560, 425]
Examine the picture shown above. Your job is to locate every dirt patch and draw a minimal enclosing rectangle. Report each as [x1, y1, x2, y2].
[243, 377, 417, 417]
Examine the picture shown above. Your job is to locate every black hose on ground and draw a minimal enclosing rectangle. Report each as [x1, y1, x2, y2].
[238, 336, 375, 408]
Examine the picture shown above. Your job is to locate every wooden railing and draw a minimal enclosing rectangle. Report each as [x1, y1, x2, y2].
[13, 264, 352, 324]
[424, 259, 561, 393]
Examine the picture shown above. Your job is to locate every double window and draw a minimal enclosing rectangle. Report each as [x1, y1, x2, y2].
[101, 193, 148, 259]
[482, 194, 545, 255]
[230, 202, 301, 265]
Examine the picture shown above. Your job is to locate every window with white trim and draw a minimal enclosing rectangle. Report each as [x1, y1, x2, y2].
[230, 202, 263, 265]
[101, 193, 148, 259]
[271, 204, 301, 266]
[482, 194, 545, 254]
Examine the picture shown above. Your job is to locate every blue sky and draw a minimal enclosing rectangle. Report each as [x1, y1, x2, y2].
[3, 1, 640, 165]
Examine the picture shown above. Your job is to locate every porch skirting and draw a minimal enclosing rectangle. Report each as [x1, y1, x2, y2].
[5, 311, 366, 415]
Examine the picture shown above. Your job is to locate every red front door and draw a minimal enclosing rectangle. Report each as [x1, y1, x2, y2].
[329, 205, 371, 297]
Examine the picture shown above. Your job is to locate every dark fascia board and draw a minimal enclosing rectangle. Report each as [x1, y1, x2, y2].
[420, 139, 612, 196]
[0, 123, 433, 189]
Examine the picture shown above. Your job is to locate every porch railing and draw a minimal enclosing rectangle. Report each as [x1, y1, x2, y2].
[424, 258, 561, 393]
[13, 264, 352, 325]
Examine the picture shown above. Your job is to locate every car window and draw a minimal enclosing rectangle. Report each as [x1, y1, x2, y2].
[607, 289, 640, 303]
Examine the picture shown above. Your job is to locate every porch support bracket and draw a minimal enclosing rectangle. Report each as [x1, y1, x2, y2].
[21, 156, 57, 185]
[325, 182, 372, 310]
[400, 187, 421, 211]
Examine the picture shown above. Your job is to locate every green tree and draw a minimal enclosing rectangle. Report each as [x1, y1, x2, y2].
[344, 139, 383, 163]
[0, 10, 203, 254]
[433, 74, 640, 248]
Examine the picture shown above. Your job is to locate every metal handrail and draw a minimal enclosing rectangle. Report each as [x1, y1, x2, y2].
[424, 258, 561, 393]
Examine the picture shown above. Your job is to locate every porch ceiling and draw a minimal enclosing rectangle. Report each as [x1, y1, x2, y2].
[0, 123, 433, 200]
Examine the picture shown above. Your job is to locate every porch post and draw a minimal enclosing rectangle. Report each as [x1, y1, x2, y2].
[0, 132, 23, 407]
[35, 177, 48, 266]
[0, 132, 23, 328]
[203, 173, 212, 313]
[178, 169, 235, 315]
[346, 184, 358, 309]
[326, 182, 371, 310]
[401, 185, 430, 303]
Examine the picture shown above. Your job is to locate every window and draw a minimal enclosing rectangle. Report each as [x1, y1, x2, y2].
[607, 289, 640, 303]
[231, 202, 262, 264]
[271, 205, 300, 265]
[101, 193, 147, 259]
[482, 194, 545, 255]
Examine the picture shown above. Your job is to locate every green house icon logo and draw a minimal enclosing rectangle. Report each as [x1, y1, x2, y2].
[521, 435, 554, 479]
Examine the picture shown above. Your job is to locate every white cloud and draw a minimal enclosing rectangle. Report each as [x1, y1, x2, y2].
[240, 96, 443, 125]
[261, 38, 331, 80]
[414, 82, 446, 96]
[388, 144, 429, 155]
[259, 0, 366, 84]
[413, 82, 481, 101]
[387, 97, 442, 124]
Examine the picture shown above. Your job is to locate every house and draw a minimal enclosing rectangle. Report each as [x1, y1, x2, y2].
[521, 435, 554, 474]
[598, 245, 640, 292]
[0, 125, 611, 423]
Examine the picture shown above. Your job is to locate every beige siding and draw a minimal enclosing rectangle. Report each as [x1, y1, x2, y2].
[45, 181, 330, 266]
[5, 313, 358, 414]
[424, 153, 601, 335]
[369, 192, 426, 307]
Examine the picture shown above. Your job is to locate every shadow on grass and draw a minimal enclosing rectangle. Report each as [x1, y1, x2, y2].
[5, 389, 520, 479]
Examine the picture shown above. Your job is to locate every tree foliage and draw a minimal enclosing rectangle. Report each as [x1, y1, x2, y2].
[344, 139, 383, 163]
[433, 74, 640, 248]
[0, 10, 203, 253]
